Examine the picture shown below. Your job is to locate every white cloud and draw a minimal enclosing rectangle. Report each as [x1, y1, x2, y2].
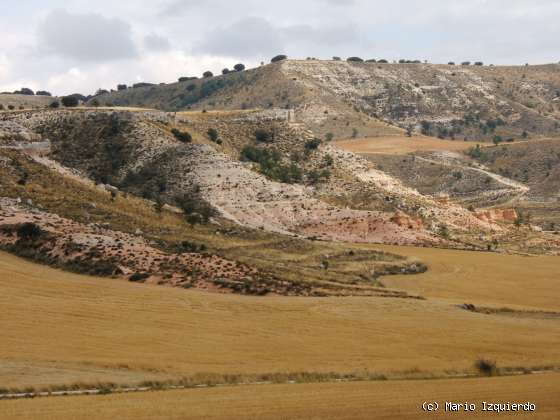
[1, 0, 560, 96]
[38, 9, 138, 61]
[143, 33, 172, 52]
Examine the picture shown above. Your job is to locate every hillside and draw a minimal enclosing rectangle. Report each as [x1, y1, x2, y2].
[0, 94, 55, 110]
[90, 60, 560, 141]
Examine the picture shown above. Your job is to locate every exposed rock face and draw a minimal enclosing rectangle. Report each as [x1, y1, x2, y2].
[475, 208, 518, 223]
[279, 60, 560, 139]
[1, 109, 505, 247]
[390, 211, 423, 230]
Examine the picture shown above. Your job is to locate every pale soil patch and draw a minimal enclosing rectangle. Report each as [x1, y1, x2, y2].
[3, 374, 560, 420]
[334, 136, 484, 155]
[1, 251, 560, 390]
[379, 245, 560, 311]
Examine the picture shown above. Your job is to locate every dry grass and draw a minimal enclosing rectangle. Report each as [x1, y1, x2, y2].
[334, 135, 487, 155]
[0, 149, 419, 294]
[378, 245, 560, 311]
[3, 374, 560, 419]
[1, 251, 560, 391]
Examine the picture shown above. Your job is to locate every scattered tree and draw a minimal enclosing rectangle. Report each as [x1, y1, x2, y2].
[222, 68, 230, 75]
[207, 128, 219, 142]
[117, 84, 127, 91]
[347, 57, 364, 62]
[233, 63, 246, 72]
[203, 71, 214, 78]
[132, 82, 155, 88]
[271, 54, 288, 63]
[61, 95, 79, 107]
[492, 135, 503, 145]
[36, 90, 52, 96]
[14, 88, 34, 95]
[467, 144, 483, 159]
[176, 191, 216, 225]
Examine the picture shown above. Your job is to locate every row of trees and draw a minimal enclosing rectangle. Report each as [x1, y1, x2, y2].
[4, 88, 52, 96]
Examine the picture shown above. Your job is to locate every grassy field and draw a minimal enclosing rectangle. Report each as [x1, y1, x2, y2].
[3, 374, 560, 419]
[334, 136, 485, 155]
[1, 250, 560, 392]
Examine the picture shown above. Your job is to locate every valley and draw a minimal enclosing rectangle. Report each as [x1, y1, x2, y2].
[1, 58, 560, 419]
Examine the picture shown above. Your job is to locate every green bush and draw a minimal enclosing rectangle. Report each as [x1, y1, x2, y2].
[180, 241, 207, 253]
[17, 223, 43, 241]
[207, 128, 219, 142]
[474, 359, 497, 376]
[61, 95, 79, 107]
[176, 192, 216, 225]
[241, 146, 302, 184]
[467, 144, 484, 159]
[171, 128, 192, 143]
[304, 138, 321, 150]
[129, 272, 150, 282]
[254, 128, 272, 142]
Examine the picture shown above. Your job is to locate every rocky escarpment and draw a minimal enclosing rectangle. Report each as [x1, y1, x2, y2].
[279, 60, 560, 140]
[2, 109, 506, 246]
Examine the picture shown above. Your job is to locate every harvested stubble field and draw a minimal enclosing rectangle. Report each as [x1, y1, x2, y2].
[1, 250, 560, 393]
[378, 245, 560, 311]
[334, 135, 487, 155]
[3, 374, 560, 420]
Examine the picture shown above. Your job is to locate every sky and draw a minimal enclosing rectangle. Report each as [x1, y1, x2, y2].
[1, 0, 559, 95]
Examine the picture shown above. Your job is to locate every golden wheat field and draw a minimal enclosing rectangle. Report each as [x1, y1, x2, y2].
[1, 249, 560, 393]
[3, 374, 560, 420]
[378, 245, 560, 311]
[334, 136, 487, 155]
